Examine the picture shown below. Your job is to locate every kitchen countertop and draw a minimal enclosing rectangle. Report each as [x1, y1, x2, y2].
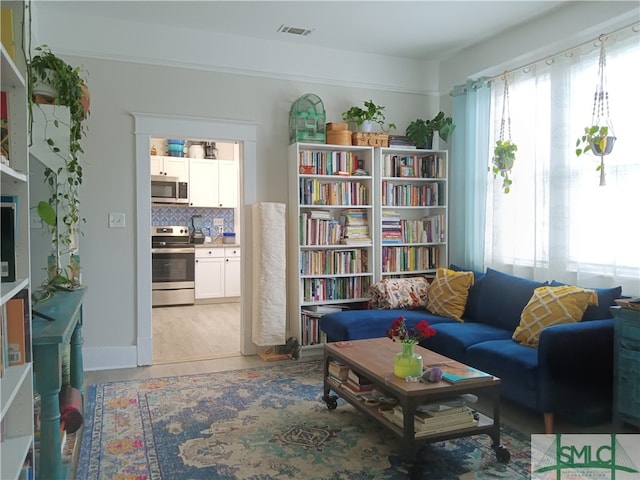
[194, 242, 240, 248]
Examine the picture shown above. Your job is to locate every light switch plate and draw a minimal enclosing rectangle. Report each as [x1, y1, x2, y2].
[213, 218, 224, 227]
[108, 212, 126, 228]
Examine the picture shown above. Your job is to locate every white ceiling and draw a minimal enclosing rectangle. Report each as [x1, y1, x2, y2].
[32, 0, 569, 61]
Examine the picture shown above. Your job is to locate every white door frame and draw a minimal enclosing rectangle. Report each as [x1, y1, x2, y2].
[133, 113, 257, 365]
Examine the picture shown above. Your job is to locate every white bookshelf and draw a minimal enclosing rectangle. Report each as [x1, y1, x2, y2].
[1, 35, 35, 480]
[376, 147, 448, 279]
[288, 143, 375, 357]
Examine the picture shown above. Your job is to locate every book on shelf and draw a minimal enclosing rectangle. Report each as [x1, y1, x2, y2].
[0, 90, 9, 166]
[381, 405, 478, 435]
[615, 298, 640, 311]
[432, 363, 493, 384]
[6, 296, 25, 366]
[1, 201, 17, 282]
[343, 378, 375, 393]
[328, 360, 349, 381]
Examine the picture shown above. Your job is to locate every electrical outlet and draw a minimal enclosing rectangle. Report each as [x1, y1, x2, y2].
[213, 218, 224, 227]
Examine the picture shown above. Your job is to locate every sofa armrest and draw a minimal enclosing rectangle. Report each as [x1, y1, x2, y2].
[537, 319, 614, 411]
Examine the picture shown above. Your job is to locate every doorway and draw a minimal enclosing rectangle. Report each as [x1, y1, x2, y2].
[133, 113, 258, 366]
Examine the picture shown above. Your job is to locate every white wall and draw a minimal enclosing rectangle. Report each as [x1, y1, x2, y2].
[60, 55, 435, 369]
[30, 1, 638, 370]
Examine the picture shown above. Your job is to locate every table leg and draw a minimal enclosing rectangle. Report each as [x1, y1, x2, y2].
[33, 343, 64, 480]
[69, 310, 84, 396]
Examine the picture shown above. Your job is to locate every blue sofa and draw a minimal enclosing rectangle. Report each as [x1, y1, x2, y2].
[319, 266, 622, 433]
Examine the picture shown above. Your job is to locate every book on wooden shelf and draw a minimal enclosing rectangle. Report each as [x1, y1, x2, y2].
[328, 360, 349, 381]
[431, 363, 493, 384]
[343, 379, 375, 393]
[380, 406, 478, 435]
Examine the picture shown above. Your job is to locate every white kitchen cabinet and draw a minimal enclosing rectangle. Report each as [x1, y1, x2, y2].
[217, 160, 238, 208]
[194, 248, 224, 299]
[194, 247, 241, 299]
[224, 247, 241, 297]
[150, 155, 189, 181]
[188, 159, 238, 208]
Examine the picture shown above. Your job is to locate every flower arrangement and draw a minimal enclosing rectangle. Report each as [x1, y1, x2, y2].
[386, 316, 436, 344]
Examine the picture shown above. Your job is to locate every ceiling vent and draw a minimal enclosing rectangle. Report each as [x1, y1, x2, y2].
[277, 24, 313, 36]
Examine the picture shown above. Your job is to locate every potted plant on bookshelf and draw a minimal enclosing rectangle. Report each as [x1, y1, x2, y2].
[342, 100, 396, 132]
[28, 45, 89, 298]
[405, 111, 455, 149]
[574, 36, 616, 186]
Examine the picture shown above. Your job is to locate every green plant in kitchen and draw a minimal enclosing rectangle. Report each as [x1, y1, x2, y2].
[405, 111, 455, 149]
[341, 100, 396, 132]
[491, 140, 518, 194]
[28, 44, 89, 296]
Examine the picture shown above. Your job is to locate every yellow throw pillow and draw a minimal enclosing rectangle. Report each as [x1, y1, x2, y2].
[513, 285, 598, 348]
[426, 267, 474, 321]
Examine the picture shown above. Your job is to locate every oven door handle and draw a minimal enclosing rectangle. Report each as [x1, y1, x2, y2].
[151, 248, 195, 254]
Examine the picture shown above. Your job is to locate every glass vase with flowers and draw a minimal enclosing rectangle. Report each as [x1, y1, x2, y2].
[386, 316, 436, 379]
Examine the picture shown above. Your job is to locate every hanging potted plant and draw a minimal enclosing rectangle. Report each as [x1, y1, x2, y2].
[405, 111, 455, 149]
[28, 45, 89, 298]
[341, 100, 396, 132]
[491, 73, 517, 194]
[575, 35, 616, 186]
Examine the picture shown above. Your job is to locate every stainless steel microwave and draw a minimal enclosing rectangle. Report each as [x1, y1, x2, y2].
[151, 175, 189, 204]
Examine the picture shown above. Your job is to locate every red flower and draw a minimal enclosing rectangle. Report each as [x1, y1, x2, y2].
[386, 316, 436, 344]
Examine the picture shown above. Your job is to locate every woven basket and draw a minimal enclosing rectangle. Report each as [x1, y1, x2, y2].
[352, 132, 389, 147]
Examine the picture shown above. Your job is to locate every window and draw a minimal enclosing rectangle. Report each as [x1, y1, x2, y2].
[484, 34, 640, 293]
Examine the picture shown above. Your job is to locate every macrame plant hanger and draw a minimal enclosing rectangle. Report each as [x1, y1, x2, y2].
[592, 35, 616, 186]
[492, 71, 517, 193]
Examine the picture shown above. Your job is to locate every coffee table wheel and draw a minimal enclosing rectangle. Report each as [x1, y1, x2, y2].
[323, 393, 338, 410]
[493, 444, 510, 463]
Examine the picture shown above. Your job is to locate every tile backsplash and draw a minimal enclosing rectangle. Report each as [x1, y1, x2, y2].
[152, 206, 234, 236]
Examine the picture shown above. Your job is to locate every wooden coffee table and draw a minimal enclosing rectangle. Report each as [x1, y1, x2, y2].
[322, 338, 510, 468]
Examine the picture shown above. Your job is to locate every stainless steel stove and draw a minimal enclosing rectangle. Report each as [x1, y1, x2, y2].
[151, 225, 195, 306]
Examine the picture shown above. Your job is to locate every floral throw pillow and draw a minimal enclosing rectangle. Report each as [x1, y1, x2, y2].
[369, 277, 430, 310]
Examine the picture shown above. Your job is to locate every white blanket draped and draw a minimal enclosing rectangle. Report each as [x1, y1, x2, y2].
[251, 202, 287, 346]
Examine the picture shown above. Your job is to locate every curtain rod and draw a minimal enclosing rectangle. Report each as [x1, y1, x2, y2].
[488, 21, 640, 83]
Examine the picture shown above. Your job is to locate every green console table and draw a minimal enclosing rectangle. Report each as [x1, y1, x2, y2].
[32, 288, 86, 479]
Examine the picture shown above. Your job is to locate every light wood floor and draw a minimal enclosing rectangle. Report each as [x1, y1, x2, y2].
[152, 302, 241, 365]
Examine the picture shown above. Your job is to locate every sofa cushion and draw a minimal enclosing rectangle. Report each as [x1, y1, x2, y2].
[550, 281, 622, 321]
[512, 285, 598, 347]
[369, 277, 430, 309]
[426, 267, 474, 321]
[465, 339, 539, 391]
[449, 264, 486, 321]
[319, 309, 456, 342]
[476, 268, 547, 331]
[420, 322, 512, 362]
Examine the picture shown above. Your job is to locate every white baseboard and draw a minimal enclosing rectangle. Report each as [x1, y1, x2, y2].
[83, 345, 138, 371]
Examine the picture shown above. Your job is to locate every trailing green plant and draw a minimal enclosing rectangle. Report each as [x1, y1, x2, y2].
[491, 140, 518, 194]
[575, 125, 616, 161]
[341, 100, 396, 132]
[28, 45, 89, 287]
[405, 111, 455, 149]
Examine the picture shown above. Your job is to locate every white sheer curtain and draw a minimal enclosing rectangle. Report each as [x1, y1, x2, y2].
[484, 32, 640, 296]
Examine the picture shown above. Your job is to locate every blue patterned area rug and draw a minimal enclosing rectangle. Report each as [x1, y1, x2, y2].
[77, 361, 531, 479]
